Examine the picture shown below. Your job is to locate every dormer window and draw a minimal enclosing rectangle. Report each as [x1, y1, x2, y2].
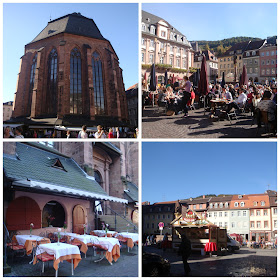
[240, 202, 245, 207]
[219, 203, 223, 208]
[170, 33, 174, 40]
[252, 51, 256, 56]
[210, 203, 213, 208]
[225, 202, 229, 208]
[246, 52, 250, 56]
[52, 159, 67, 172]
[238, 195, 242, 199]
[234, 202, 238, 207]
[142, 23, 146, 32]
[253, 201, 258, 206]
[261, 201, 265, 206]
[150, 26, 156, 35]
[214, 203, 218, 208]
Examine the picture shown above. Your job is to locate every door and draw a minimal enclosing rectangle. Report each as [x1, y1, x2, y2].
[73, 205, 85, 234]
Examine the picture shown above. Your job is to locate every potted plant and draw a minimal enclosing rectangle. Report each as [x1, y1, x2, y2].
[63, 221, 67, 233]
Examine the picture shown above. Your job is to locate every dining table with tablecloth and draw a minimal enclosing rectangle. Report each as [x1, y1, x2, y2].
[115, 232, 138, 250]
[33, 242, 81, 276]
[90, 230, 118, 238]
[13, 235, 51, 255]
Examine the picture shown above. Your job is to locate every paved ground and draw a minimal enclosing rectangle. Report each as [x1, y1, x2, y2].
[4, 246, 138, 277]
[144, 246, 277, 277]
[142, 106, 276, 138]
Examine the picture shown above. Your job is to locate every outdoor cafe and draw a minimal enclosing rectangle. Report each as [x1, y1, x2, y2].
[3, 142, 138, 276]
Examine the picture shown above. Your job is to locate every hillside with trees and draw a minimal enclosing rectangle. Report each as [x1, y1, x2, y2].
[192, 36, 262, 56]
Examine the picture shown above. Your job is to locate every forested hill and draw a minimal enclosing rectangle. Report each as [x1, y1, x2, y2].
[191, 36, 262, 55]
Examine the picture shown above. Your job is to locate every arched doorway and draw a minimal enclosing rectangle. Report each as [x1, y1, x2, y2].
[73, 205, 85, 234]
[6, 196, 41, 231]
[42, 201, 65, 228]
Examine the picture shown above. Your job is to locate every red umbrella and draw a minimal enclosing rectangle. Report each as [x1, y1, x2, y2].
[172, 74, 176, 84]
[198, 55, 209, 115]
[198, 54, 209, 95]
[144, 72, 147, 82]
[240, 65, 248, 88]
[156, 75, 158, 85]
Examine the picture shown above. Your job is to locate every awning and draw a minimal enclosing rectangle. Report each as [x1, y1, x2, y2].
[54, 125, 97, 132]
[12, 179, 128, 204]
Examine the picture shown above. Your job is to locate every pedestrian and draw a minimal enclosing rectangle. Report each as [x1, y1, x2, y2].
[14, 127, 24, 138]
[95, 125, 106, 138]
[178, 234, 192, 276]
[175, 76, 192, 118]
[78, 125, 88, 138]
[4, 126, 14, 138]
[115, 127, 120, 138]
[66, 130, 71, 139]
[108, 128, 114, 138]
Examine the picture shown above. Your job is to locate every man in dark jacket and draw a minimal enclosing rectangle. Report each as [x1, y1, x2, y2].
[178, 234, 192, 276]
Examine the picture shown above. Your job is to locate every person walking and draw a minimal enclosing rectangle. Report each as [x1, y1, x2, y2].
[78, 125, 88, 138]
[95, 125, 106, 138]
[178, 234, 192, 276]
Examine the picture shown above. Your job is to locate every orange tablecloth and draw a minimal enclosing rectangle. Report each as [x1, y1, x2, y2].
[204, 242, 217, 252]
[12, 236, 50, 255]
[116, 236, 134, 248]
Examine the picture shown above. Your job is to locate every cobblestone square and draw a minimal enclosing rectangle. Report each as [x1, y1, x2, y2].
[142, 106, 275, 138]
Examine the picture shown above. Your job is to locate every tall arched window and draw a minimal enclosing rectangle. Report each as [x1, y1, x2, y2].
[48, 48, 58, 114]
[28, 54, 37, 113]
[94, 170, 103, 188]
[70, 48, 82, 114]
[92, 52, 105, 115]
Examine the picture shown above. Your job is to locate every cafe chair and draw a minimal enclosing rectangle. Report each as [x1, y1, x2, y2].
[46, 231, 55, 243]
[35, 246, 55, 275]
[256, 110, 270, 136]
[226, 109, 238, 124]
[6, 235, 26, 263]
[93, 244, 110, 264]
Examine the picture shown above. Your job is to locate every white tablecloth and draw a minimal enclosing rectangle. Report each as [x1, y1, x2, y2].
[116, 232, 138, 243]
[36, 243, 80, 260]
[92, 230, 117, 237]
[53, 232, 79, 238]
[15, 235, 43, 246]
[94, 237, 120, 253]
[72, 234, 96, 244]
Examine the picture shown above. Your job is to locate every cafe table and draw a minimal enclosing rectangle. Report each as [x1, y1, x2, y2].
[33, 242, 81, 277]
[70, 234, 96, 257]
[115, 232, 138, 252]
[90, 230, 118, 238]
[13, 235, 50, 255]
[90, 236, 121, 265]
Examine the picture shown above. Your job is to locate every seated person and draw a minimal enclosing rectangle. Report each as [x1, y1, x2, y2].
[157, 91, 167, 107]
[224, 88, 247, 113]
[256, 90, 277, 133]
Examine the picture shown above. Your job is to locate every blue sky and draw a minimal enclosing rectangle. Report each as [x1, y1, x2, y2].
[142, 3, 277, 41]
[142, 142, 277, 204]
[3, 3, 138, 102]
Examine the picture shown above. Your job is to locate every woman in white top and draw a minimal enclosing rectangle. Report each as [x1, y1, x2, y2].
[78, 125, 88, 138]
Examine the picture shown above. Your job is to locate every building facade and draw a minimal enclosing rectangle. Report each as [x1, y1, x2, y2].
[218, 41, 250, 83]
[143, 201, 177, 235]
[125, 84, 138, 128]
[193, 50, 218, 83]
[12, 13, 128, 127]
[259, 44, 277, 84]
[243, 40, 266, 83]
[248, 194, 272, 242]
[141, 10, 194, 82]
[228, 195, 250, 240]
[207, 196, 232, 230]
[3, 101, 13, 121]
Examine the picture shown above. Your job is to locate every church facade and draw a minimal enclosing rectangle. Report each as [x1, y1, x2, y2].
[12, 13, 128, 126]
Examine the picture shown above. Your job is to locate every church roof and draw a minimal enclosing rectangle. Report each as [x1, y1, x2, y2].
[30, 12, 105, 44]
[124, 181, 138, 202]
[3, 142, 127, 203]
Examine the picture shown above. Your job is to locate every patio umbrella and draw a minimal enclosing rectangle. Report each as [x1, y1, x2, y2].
[164, 70, 168, 85]
[213, 74, 217, 86]
[198, 55, 209, 115]
[156, 75, 158, 86]
[150, 64, 156, 91]
[144, 72, 147, 83]
[172, 74, 176, 84]
[221, 72, 225, 88]
[239, 73, 243, 85]
[149, 64, 157, 106]
[240, 65, 248, 88]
